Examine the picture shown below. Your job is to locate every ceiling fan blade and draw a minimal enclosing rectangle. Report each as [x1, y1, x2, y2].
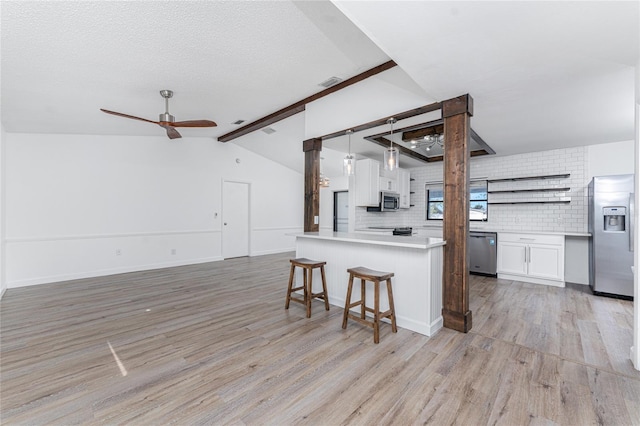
[100, 109, 158, 124]
[169, 120, 217, 128]
[160, 125, 182, 139]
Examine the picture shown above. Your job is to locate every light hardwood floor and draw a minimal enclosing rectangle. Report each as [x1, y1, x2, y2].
[1, 252, 638, 425]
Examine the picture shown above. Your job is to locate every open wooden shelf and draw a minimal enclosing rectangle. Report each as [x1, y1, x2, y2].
[488, 187, 570, 194]
[487, 173, 570, 183]
[488, 201, 571, 205]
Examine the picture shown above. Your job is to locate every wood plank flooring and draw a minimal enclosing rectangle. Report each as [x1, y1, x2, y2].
[1, 252, 638, 425]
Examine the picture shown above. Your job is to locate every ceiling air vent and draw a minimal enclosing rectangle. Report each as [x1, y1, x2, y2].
[318, 76, 342, 88]
[233, 119, 245, 125]
[262, 127, 276, 135]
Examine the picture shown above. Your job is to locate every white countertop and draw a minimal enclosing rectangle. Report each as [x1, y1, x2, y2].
[418, 225, 590, 237]
[292, 231, 445, 249]
[497, 230, 590, 237]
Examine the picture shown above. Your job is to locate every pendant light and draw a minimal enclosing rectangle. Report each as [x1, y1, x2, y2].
[319, 156, 330, 188]
[343, 129, 356, 176]
[384, 117, 399, 171]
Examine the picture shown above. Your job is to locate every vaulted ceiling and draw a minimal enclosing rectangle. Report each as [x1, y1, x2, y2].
[2, 1, 638, 176]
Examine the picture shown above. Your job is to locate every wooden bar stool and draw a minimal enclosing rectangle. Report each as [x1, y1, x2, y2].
[285, 258, 329, 318]
[342, 266, 397, 343]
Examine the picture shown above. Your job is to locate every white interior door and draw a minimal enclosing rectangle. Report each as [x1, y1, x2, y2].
[222, 181, 249, 259]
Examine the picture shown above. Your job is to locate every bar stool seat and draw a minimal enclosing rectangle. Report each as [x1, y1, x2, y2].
[285, 258, 329, 318]
[342, 266, 397, 343]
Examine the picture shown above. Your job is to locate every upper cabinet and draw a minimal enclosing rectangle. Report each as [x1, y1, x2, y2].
[379, 176, 397, 192]
[398, 169, 410, 209]
[355, 158, 410, 208]
[355, 159, 381, 207]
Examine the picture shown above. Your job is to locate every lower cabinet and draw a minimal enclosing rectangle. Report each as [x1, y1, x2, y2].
[497, 233, 565, 286]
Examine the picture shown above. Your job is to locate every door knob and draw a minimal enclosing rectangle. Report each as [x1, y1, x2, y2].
[224, 223, 227, 225]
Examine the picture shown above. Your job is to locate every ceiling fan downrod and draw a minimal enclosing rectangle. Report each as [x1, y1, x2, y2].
[159, 90, 175, 123]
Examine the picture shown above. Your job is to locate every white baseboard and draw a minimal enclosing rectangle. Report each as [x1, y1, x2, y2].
[327, 295, 436, 337]
[429, 316, 444, 335]
[250, 247, 295, 257]
[7, 256, 223, 288]
[498, 273, 565, 287]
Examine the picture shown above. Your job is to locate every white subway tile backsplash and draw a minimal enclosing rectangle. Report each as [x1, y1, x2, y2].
[356, 146, 589, 233]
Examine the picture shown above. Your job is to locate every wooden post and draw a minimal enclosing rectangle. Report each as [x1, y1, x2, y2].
[441, 94, 473, 333]
[303, 138, 322, 232]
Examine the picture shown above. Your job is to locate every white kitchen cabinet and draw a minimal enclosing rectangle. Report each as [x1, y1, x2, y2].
[497, 233, 565, 287]
[397, 169, 410, 208]
[355, 159, 381, 207]
[379, 176, 397, 192]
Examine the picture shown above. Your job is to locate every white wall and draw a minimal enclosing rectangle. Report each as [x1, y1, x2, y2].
[633, 58, 639, 371]
[587, 140, 636, 178]
[4, 132, 302, 288]
[0, 123, 6, 298]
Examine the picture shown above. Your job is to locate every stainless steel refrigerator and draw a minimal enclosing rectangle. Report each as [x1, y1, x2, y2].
[588, 174, 635, 299]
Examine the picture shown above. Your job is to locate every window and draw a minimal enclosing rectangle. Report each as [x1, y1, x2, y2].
[426, 186, 444, 220]
[426, 180, 488, 221]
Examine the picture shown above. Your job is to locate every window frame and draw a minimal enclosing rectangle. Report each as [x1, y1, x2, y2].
[425, 180, 488, 221]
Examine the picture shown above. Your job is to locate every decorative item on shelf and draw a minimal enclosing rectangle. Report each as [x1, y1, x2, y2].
[343, 129, 356, 176]
[410, 133, 444, 152]
[383, 118, 399, 171]
[319, 156, 330, 188]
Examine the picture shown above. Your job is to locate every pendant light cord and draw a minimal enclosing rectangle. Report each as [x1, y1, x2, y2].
[388, 117, 396, 149]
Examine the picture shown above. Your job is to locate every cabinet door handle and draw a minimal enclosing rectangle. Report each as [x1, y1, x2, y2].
[519, 238, 535, 241]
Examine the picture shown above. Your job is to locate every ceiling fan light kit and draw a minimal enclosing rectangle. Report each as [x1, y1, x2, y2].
[100, 90, 217, 139]
[411, 133, 444, 152]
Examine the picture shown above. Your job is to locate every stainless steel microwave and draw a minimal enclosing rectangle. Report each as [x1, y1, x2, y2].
[367, 191, 400, 212]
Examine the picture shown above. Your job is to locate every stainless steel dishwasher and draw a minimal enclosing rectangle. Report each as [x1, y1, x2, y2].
[469, 231, 497, 276]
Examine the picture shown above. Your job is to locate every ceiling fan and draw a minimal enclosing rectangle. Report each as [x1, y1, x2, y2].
[100, 90, 217, 139]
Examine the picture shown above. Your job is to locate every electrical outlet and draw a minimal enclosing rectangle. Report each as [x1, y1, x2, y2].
[116, 249, 121, 256]
[171, 249, 176, 255]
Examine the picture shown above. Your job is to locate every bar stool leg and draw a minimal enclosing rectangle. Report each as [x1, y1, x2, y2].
[320, 265, 330, 311]
[305, 268, 312, 318]
[373, 279, 380, 344]
[386, 278, 397, 333]
[285, 263, 296, 309]
[342, 273, 354, 329]
[360, 279, 366, 320]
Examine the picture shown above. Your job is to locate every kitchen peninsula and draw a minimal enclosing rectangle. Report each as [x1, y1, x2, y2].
[292, 231, 446, 336]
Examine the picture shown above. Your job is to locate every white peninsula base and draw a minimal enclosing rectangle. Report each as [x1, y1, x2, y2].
[293, 232, 445, 337]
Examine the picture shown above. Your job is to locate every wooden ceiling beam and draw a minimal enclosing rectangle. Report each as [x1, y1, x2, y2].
[368, 136, 432, 163]
[218, 60, 398, 142]
[402, 124, 444, 141]
[319, 102, 442, 140]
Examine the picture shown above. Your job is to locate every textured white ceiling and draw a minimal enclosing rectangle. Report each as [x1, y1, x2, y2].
[0, 0, 389, 139]
[334, 0, 639, 157]
[1, 0, 638, 175]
